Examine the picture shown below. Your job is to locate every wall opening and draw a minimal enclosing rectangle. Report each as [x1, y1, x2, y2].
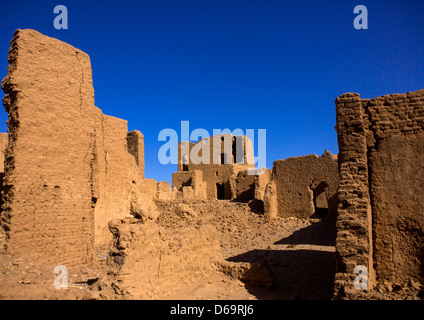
[232, 136, 244, 164]
[182, 164, 188, 171]
[312, 181, 329, 217]
[216, 183, 225, 200]
[178, 178, 192, 192]
[232, 139, 237, 164]
[220, 153, 225, 165]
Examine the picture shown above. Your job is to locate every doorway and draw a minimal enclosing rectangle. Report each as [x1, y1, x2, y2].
[313, 181, 329, 217]
[216, 183, 225, 200]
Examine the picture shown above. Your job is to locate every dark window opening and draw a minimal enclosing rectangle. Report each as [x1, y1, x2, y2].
[179, 178, 192, 191]
[232, 139, 237, 164]
[220, 153, 225, 164]
[232, 136, 244, 164]
[182, 164, 188, 171]
[216, 183, 225, 200]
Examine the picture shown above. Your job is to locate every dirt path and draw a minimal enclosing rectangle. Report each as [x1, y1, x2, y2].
[0, 199, 337, 300]
[157, 199, 337, 300]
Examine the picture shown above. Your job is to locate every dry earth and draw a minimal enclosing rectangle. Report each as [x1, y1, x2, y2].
[0, 199, 337, 300]
[0, 199, 421, 300]
[156, 199, 337, 300]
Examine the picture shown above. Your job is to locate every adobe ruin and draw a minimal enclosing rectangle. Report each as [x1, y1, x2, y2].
[0, 29, 274, 299]
[172, 133, 256, 201]
[334, 89, 424, 298]
[262, 151, 339, 219]
[0, 29, 423, 300]
[172, 133, 339, 221]
[0, 29, 161, 266]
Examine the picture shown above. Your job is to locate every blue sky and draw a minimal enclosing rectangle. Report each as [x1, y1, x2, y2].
[1, 0, 423, 183]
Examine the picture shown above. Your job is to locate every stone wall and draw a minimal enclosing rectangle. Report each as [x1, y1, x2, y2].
[0, 29, 151, 267]
[334, 89, 424, 298]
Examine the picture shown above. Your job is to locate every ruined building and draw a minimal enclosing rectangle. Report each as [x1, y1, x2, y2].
[172, 132, 339, 221]
[0, 29, 270, 299]
[172, 134, 256, 200]
[0, 29, 161, 267]
[1, 28, 423, 300]
[334, 89, 424, 298]
[261, 151, 339, 219]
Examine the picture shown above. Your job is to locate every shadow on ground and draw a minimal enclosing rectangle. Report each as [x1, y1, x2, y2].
[227, 219, 337, 300]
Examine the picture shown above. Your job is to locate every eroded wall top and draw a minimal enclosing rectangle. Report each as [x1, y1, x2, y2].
[0, 29, 148, 266]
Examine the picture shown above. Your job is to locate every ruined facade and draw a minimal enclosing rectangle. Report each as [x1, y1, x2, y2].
[0, 29, 158, 267]
[172, 134, 257, 200]
[171, 131, 340, 220]
[334, 89, 424, 298]
[261, 151, 339, 219]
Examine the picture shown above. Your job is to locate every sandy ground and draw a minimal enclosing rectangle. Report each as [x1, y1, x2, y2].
[157, 200, 337, 300]
[1, 199, 419, 300]
[0, 199, 337, 300]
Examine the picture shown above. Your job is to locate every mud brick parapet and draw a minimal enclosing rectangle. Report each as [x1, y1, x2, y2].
[264, 152, 339, 219]
[0, 29, 150, 267]
[334, 89, 424, 298]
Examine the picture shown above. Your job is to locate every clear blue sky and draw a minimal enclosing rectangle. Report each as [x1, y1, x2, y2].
[1, 0, 423, 183]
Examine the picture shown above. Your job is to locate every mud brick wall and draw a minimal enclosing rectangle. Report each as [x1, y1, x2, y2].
[0, 133, 7, 173]
[333, 93, 375, 297]
[334, 89, 424, 298]
[92, 116, 145, 246]
[106, 219, 223, 299]
[172, 170, 207, 199]
[127, 130, 144, 178]
[0, 29, 146, 266]
[233, 169, 256, 202]
[264, 152, 339, 219]
[253, 168, 271, 201]
[156, 181, 175, 200]
[0, 133, 8, 250]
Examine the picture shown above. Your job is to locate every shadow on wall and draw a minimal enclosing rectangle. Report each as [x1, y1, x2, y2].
[226, 221, 337, 300]
[246, 199, 265, 215]
[274, 218, 336, 247]
[233, 184, 255, 203]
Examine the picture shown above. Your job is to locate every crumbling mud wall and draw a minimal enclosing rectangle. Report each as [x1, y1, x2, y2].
[0, 133, 7, 174]
[100, 213, 274, 300]
[263, 152, 339, 219]
[253, 168, 271, 201]
[0, 133, 8, 251]
[105, 218, 223, 299]
[156, 181, 175, 200]
[334, 89, 424, 298]
[172, 170, 207, 199]
[0, 29, 153, 267]
[233, 169, 256, 202]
